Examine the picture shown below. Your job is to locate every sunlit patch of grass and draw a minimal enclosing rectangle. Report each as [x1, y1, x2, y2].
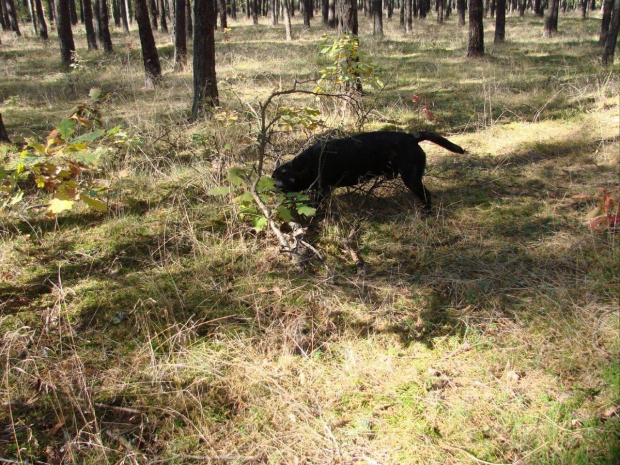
[2, 11, 619, 465]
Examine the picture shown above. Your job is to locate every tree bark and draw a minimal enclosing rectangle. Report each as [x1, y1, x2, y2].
[34, 0, 49, 39]
[174, 0, 187, 69]
[372, 0, 382, 34]
[218, 0, 227, 29]
[282, 0, 293, 39]
[468, 0, 484, 56]
[457, 0, 465, 24]
[494, 0, 505, 42]
[405, 0, 412, 32]
[56, 0, 76, 66]
[302, 0, 310, 27]
[186, 0, 192, 37]
[0, 113, 10, 144]
[120, 0, 130, 31]
[149, 0, 159, 29]
[159, 0, 168, 30]
[191, 0, 219, 120]
[601, 0, 619, 64]
[337, 0, 357, 34]
[83, 0, 98, 48]
[600, 0, 614, 44]
[544, 0, 559, 37]
[5, 0, 21, 35]
[95, 0, 114, 52]
[136, 0, 162, 87]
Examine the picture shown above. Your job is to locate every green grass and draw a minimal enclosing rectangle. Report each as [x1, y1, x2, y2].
[1, 10, 619, 465]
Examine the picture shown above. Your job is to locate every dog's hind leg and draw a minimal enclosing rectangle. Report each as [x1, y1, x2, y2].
[399, 162, 432, 213]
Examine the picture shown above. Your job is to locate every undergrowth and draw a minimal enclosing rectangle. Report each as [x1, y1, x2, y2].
[1, 11, 619, 465]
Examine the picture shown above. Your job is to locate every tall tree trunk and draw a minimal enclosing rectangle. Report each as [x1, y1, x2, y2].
[328, 0, 335, 26]
[95, 0, 114, 52]
[337, 0, 357, 34]
[405, 0, 412, 32]
[159, 0, 168, 30]
[47, 0, 55, 20]
[120, 0, 130, 31]
[302, 0, 310, 27]
[252, 0, 258, 22]
[34, 0, 49, 39]
[457, 0, 465, 24]
[282, 0, 292, 38]
[83, 0, 98, 48]
[544, 0, 558, 37]
[69, 0, 78, 24]
[372, 0, 382, 34]
[601, 0, 619, 64]
[135, 0, 161, 86]
[174, 0, 187, 69]
[149, 0, 159, 29]
[467, 0, 484, 56]
[600, 0, 613, 44]
[437, 0, 443, 22]
[0, 113, 10, 144]
[186, 0, 192, 37]
[27, 0, 39, 36]
[6, 0, 21, 35]
[56, 0, 76, 66]
[0, 0, 9, 31]
[218, 0, 227, 28]
[494, 0, 505, 42]
[191, 0, 218, 120]
[271, 0, 278, 23]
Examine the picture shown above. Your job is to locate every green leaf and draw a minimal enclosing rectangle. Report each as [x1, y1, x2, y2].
[257, 177, 275, 192]
[233, 191, 254, 205]
[48, 198, 75, 214]
[253, 216, 268, 231]
[228, 167, 247, 186]
[297, 205, 316, 217]
[57, 118, 76, 140]
[208, 186, 232, 196]
[71, 129, 106, 144]
[80, 194, 107, 212]
[89, 87, 102, 101]
[276, 205, 294, 222]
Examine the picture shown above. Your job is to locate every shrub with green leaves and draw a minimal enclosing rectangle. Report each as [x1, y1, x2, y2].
[0, 89, 136, 217]
[316, 34, 384, 94]
[209, 167, 316, 232]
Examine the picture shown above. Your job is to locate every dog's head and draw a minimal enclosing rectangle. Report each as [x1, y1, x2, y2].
[272, 161, 313, 192]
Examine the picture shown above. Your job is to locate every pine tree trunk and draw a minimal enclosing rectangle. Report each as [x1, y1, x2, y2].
[0, 113, 10, 144]
[191, 0, 218, 120]
[302, 0, 310, 28]
[218, 0, 227, 29]
[405, 0, 412, 32]
[34, 0, 49, 39]
[174, 0, 187, 69]
[95, 0, 114, 52]
[372, 0, 382, 34]
[467, 0, 484, 56]
[135, 0, 162, 87]
[56, 0, 76, 66]
[159, 0, 168, 30]
[494, 0, 505, 42]
[186, 0, 192, 37]
[337, 0, 357, 34]
[601, 0, 619, 64]
[149, 0, 159, 29]
[282, 0, 292, 39]
[83, 0, 97, 48]
[456, 0, 465, 24]
[600, 0, 614, 44]
[6, 0, 21, 35]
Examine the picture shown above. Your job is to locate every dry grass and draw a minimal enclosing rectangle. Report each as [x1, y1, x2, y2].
[1, 9, 619, 465]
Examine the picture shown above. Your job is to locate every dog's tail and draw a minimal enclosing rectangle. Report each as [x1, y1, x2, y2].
[413, 131, 465, 154]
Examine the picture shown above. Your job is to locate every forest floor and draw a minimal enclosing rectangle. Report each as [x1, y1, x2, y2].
[1, 11, 619, 465]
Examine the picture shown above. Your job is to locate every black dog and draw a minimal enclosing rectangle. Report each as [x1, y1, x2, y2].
[272, 131, 465, 212]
